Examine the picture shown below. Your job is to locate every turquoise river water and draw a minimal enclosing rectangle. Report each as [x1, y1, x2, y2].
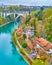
[0, 22, 28, 65]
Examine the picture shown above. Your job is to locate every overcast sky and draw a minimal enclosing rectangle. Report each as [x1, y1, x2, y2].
[0, 0, 52, 6]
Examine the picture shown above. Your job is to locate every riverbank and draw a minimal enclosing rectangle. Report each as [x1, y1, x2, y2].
[0, 21, 15, 27]
[12, 31, 33, 65]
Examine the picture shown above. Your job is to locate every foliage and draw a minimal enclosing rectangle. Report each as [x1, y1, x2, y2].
[37, 10, 43, 20]
[10, 14, 15, 21]
[42, 8, 52, 20]
[25, 15, 31, 23]
[0, 17, 10, 25]
[32, 59, 44, 65]
[40, 56, 47, 62]
[29, 37, 32, 41]
[0, 7, 3, 12]
[30, 11, 36, 17]
[20, 48, 24, 54]
[22, 42, 27, 48]
[23, 34, 26, 40]
[43, 8, 52, 42]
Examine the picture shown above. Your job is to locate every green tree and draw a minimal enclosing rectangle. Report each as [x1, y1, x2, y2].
[42, 8, 52, 42]
[32, 59, 44, 65]
[22, 42, 27, 48]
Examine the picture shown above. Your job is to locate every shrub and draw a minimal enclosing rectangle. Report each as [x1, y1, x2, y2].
[22, 42, 27, 48]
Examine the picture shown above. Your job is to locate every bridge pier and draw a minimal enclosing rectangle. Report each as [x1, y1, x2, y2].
[4, 13, 6, 18]
[0, 12, 2, 17]
[0, 12, 7, 18]
[14, 13, 15, 18]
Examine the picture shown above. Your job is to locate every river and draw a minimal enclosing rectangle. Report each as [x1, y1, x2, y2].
[0, 21, 28, 65]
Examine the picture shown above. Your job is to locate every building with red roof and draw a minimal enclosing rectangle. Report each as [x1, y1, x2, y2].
[25, 39, 33, 49]
[33, 38, 52, 54]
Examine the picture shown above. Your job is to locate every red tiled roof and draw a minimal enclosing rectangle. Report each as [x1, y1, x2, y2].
[26, 39, 33, 49]
[15, 28, 22, 33]
[44, 43, 51, 50]
[34, 38, 52, 51]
